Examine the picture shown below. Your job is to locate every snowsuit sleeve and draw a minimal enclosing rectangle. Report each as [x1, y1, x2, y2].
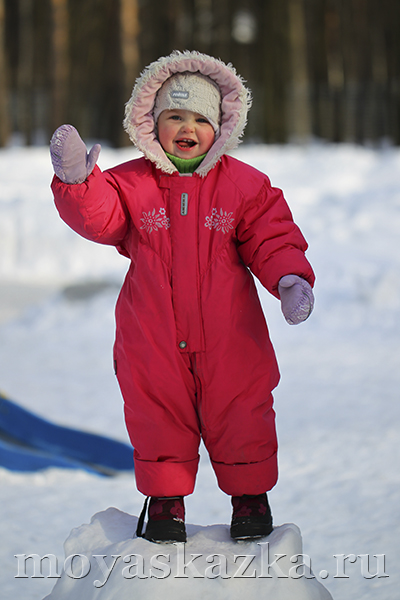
[51, 165, 129, 248]
[236, 178, 315, 298]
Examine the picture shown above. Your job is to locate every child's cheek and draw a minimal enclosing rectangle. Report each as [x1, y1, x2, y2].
[158, 124, 174, 152]
[205, 130, 215, 152]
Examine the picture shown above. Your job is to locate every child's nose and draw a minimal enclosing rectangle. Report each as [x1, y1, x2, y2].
[181, 121, 195, 132]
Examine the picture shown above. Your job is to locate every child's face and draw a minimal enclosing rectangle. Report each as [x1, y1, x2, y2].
[157, 109, 215, 159]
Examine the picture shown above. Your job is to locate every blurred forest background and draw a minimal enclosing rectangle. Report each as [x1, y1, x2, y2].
[0, 0, 399, 147]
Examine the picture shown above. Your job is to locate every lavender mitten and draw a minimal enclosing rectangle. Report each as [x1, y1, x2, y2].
[50, 124, 101, 184]
[278, 274, 314, 325]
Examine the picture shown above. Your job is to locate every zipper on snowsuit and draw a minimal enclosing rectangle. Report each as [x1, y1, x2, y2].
[159, 174, 206, 354]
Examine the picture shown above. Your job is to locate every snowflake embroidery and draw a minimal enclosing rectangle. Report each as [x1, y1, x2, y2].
[204, 208, 235, 233]
[140, 207, 170, 233]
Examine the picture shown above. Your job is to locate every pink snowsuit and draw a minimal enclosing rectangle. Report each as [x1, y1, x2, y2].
[51, 51, 315, 498]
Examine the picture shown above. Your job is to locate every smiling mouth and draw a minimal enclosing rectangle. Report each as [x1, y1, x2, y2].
[175, 138, 197, 149]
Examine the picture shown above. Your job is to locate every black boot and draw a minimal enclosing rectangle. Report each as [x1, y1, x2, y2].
[136, 496, 186, 543]
[230, 493, 273, 540]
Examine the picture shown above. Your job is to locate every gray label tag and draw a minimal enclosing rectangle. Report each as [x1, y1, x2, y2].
[171, 90, 189, 99]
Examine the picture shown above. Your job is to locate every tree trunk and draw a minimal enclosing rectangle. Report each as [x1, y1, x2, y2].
[120, 0, 140, 97]
[194, 0, 213, 52]
[50, 0, 69, 134]
[119, 0, 140, 145]
[261, 0, 289, 143]
[17, 0, 34, 144]
[287, 0, 312, 141]
[0, 0, 9, 146]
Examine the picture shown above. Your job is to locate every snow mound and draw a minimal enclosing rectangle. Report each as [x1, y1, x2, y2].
[44, 507, 333, 600]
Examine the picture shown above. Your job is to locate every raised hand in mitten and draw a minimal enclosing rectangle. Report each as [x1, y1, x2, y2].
[50, 124, 101, 184]
[278, 274, 314, 325]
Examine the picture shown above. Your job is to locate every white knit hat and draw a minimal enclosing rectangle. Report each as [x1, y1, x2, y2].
[153, 71, 221, 133]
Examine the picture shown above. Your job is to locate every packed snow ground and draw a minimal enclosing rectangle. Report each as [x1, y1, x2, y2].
[0, 143, 399, 599]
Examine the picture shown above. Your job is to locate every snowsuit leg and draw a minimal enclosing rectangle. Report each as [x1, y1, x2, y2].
[192, 346, 279, 497]
[116, 346, 201, 498]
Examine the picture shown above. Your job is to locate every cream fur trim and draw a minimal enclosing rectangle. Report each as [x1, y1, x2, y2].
[123, 50, 252, 177]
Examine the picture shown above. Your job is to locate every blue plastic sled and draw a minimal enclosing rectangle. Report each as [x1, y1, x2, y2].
[0, 437, 101, 474]
[0, 392, 134, 475]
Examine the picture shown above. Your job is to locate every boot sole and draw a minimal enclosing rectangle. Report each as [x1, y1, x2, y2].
[144, 519, 187, 543]
[230, 518, 273, 540]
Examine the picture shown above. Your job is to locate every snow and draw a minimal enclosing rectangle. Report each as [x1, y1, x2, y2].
[1, 142, 399, 600]
[42, 509, 333, 600]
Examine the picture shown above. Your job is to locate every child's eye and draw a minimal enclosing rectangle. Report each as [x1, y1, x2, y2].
[170, 115, 182, 121]
[196, 117, 209, 124]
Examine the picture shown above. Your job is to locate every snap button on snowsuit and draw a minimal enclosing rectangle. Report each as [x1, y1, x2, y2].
[179, 341, 187, 349]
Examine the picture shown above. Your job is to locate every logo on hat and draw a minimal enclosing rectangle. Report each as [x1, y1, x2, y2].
[170, 90, 189, 99]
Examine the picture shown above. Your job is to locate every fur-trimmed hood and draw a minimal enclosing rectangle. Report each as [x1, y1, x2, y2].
[123, 50, 252, 177]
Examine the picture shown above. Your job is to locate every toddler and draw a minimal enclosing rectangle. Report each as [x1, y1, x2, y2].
[50, 50, 315, 544]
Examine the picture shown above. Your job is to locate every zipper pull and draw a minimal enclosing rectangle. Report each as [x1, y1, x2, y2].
[180, 193, 188, 216]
